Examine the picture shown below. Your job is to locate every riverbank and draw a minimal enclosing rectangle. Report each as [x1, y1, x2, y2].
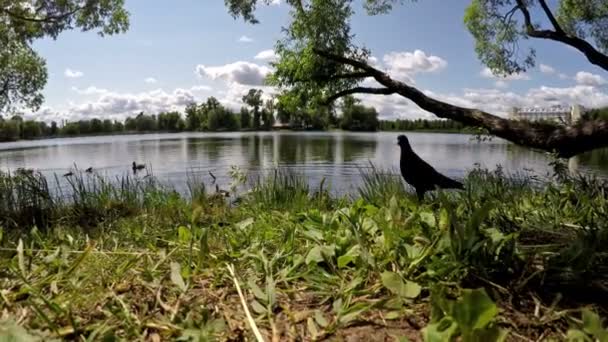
[0, 167, 606, 340]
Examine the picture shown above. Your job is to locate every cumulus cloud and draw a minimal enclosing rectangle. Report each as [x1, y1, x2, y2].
[480, 67, 530, 81]
[382, 50, 447, 82]
[539, 64, 556, 74]
[238, 35, 254, 43]
[254, 49, 278, 61]
[575, 71, 606, 86]
[196, 61, 271, 86]
[145, 77, 158, 84]
[65, 68, 84, 78]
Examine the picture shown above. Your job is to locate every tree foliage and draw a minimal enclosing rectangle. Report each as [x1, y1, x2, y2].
[0, 0, 130, 114]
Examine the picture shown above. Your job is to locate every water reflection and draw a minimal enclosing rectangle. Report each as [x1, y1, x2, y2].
[0, 132, 606, 194]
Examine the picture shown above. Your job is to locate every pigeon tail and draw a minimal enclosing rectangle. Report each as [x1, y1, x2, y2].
[436, 174, 464, 190]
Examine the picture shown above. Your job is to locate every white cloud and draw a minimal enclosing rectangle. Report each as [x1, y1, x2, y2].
[145, 77, 158, 84]
[558, 73, 569, 80]
[254, 49, 278, 61]
[494, 80, 508, 89]
[480, 67, 530, 81]
[196, 61, 271, 86]
[238, 35, 253, 43]
[71, 86, 108, 95]
[575, 71, 606, 87]
[382, 50, 447, 81]
[539, 64, 556, 74]
[191, 85, 213, 91]
[269, 0, 281, 4]
[65, 68, 84, 78]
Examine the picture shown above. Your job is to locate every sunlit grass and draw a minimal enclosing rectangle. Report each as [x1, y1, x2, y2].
[0, 165, 607, 340]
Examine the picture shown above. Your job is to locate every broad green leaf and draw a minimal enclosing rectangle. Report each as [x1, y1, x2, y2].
[170, 262, 187, 292]
[381, 271, 421, 299]
[451, 288, 498, 331]
[582, 309, 608, 340]
[422, 317, 458, 342]
[306, 246, 324, 264]
[337, 245, 361, 268]
[420, 211, 436, 228]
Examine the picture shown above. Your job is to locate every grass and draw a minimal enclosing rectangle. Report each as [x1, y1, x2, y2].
[0, 164, 607, 341]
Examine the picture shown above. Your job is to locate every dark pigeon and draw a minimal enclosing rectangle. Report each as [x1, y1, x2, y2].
[397, 135, 463, 200]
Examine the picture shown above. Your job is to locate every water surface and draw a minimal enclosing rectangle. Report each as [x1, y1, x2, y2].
[0, 132, 606, 194]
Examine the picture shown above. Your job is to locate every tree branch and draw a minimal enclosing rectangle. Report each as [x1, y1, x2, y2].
[537, 0, 564, 34]
[312, 71, 373, 82]
[2, 4, 85, 24]
[514, 0, 608, 71]
[324, 87, 396, 104]
[314, 49, 608, 157]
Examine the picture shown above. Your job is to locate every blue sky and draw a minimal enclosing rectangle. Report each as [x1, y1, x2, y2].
[30, 0, 608, 122]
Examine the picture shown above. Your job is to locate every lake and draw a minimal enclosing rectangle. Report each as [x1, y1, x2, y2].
[0, 131, 606, 194]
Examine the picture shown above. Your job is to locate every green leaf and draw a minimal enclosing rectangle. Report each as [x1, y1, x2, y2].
[250, 300, 266, 315]
[422, 317, 458, 342]
[439, 208, 450, 231]
[451, 288, 498, 331]
[306, 246, 324, 264]
[247, 279, 266, 302]
[381, 271, 421, 299]
[177, 226, 191, 244]
[385, 311, 402, 320]
[314, 311, 329, 327]
[420, 211, 436, 228]
[337, 245, 361, 268]
[170, 262, 187, 293]
[582, 309, 608, 340]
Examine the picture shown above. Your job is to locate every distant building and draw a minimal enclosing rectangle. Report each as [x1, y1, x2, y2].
[509, 104, 586, 124]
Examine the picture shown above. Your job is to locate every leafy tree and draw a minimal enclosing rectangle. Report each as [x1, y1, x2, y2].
[185, 103, 202, 131]
[50, 121, 58, 135]
[158, 111, 185, 132]
[242, 89, 263, 129]
[21, 120, 41, 139]
[0, 119, 20, 141]
[224, 0, 608, 157]
[239, 107, 251, 129]
[125, 117, 136, 131]
[207, 106, 239, 131]
[339, 96, 379, 131]
[1, 0, 129, 114]
[90, 118, 103, 133]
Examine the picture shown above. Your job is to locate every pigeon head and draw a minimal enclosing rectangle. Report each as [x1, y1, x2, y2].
[397, 135, 412, 150]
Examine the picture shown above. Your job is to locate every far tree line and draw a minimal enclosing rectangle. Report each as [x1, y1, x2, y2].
[3, 92, 606, 142]
[0, 90, 460, 142]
